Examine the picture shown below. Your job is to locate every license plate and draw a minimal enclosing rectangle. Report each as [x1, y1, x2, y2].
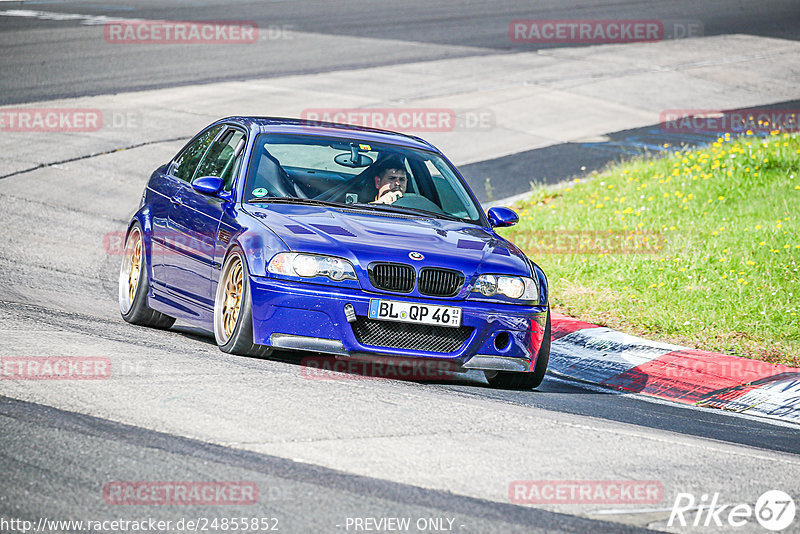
[368, 299, 462, 328]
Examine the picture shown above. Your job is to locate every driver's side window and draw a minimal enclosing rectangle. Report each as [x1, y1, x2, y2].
[193, 128, 246, 191]
[171, 125, 222, 182]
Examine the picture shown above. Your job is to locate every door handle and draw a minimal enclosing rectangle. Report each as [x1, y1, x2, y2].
[170, 196, 183, 206]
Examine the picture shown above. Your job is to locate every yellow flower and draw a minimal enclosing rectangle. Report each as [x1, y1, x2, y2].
[747, 260, 755, 265]
[718, 196, 724, 201]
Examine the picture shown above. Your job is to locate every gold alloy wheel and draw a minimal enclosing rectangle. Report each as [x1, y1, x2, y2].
[221, 257, 243, 339]
[127, 234, 142, 305]
[119, 226, 143, 315]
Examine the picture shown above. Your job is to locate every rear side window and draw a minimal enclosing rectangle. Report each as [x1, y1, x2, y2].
[172, 125, 223, 182]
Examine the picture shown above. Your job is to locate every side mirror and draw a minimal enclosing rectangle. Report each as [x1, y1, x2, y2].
[487, 207, 519, 228]
[192, 176, 225, 196]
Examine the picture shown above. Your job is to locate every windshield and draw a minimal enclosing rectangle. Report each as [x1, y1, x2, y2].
[243, 134, 483, 223]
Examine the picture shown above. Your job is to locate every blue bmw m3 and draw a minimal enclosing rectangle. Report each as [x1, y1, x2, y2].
[119, 117, 550, 389]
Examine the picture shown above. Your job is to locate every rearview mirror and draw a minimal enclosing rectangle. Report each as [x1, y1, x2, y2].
[487, 207, 519, 228]
[192, 176, 225, 196]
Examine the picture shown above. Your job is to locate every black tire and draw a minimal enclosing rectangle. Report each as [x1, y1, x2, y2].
[119, 222, 175, 329]
[213, 247, 271, 358]
[486, 309, 551, 390]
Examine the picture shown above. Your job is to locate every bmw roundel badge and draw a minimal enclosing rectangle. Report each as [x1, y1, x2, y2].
[409, 252, 424, 261]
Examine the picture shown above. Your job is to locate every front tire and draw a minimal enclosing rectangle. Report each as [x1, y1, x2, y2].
[485, 309, 551, 390]
[119, 223, 175, 329]
[214, 248, 271, 358]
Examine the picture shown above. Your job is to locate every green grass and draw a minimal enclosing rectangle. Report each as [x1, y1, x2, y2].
[500, 132, 800, 366]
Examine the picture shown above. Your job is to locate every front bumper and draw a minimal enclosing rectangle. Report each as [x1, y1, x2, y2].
[249, 276, 548, 371]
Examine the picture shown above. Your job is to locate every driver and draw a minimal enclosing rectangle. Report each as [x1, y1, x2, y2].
[370, 156, 407, 205]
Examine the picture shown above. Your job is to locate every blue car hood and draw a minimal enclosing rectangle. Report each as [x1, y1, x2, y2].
[245, 204, 530, 277]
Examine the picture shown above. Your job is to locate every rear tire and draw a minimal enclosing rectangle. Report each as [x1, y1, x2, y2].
[214, 248, 271, 358]
[485, 309, 551, 390]
[119, 223, 175, 329]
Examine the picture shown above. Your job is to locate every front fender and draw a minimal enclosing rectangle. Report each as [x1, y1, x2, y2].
[229, 211, 289, 277]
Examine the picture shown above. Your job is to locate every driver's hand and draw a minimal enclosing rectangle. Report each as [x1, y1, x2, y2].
[372, 190, 403, 205]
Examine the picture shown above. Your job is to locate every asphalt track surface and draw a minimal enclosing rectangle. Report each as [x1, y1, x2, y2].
[1, 396, 646, 533]
[1, 0, 799, 105]
[1, 2, 800, 533]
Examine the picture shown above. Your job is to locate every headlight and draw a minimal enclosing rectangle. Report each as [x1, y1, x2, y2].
[268, 252, 357, 282]
[472, 274, 538, 301]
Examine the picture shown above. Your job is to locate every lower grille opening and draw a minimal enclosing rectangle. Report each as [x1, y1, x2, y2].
[351, 317, 473, 354]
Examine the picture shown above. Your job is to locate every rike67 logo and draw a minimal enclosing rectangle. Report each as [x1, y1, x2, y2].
[669, 490, 795, 531]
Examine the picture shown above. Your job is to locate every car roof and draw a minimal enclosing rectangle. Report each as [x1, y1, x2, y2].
[217, 116, 439, 152]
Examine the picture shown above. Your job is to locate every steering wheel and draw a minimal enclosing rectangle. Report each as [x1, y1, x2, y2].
[392, 193, 445, 214]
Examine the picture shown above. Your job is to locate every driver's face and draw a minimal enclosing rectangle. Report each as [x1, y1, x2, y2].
[375, 168, 408, 197]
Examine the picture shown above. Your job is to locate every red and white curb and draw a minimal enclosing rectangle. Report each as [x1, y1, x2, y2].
[549, 312, 800, 424]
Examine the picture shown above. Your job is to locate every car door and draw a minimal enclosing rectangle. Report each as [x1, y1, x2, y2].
[165, 126, 246, 317]
[150, 125, 223, 289]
